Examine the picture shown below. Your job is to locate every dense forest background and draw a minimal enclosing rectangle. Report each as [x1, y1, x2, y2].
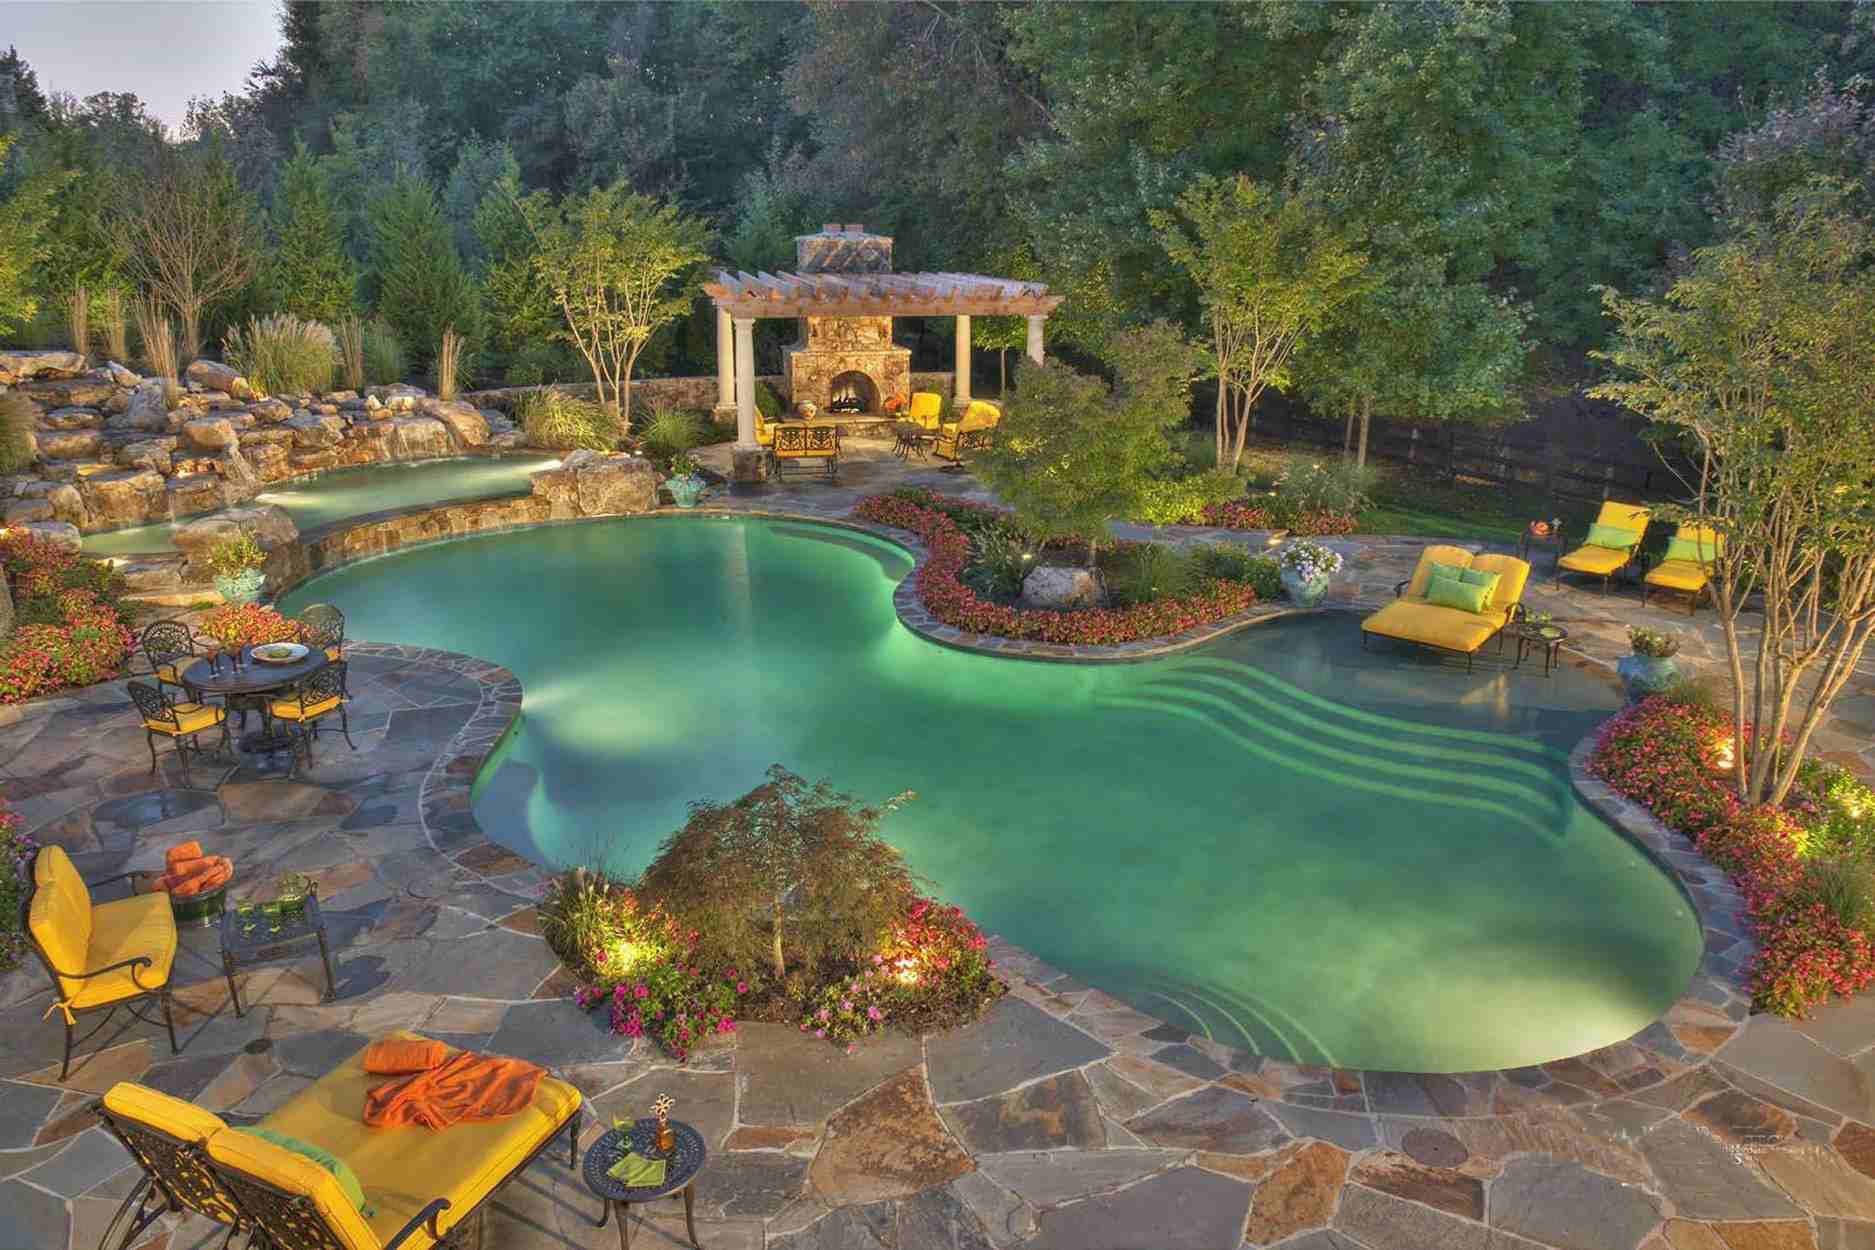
[2, 0, 1872, 408]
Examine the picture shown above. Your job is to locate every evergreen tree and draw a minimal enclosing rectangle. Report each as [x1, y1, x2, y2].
[266, 148, 357, 322]
[367, 173, 480, 369]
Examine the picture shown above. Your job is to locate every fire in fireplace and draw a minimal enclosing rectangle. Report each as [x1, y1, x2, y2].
[827, 370, 879, 415]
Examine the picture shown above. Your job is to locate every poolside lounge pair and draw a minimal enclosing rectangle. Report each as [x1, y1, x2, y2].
[1552, 501, 1722, 613]
[1360, 546, 1533, 670]
[92, 1031, 583, 1250]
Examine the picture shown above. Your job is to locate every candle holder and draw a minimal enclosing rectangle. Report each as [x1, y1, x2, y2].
[652, 1095, 675, 1154]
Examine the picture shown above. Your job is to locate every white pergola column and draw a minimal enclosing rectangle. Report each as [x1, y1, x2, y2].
[733, 316, 757, 448]
[715, 307, 735, 410]
[1026, 315, 1046, 367]
[954, 314, 972, 404]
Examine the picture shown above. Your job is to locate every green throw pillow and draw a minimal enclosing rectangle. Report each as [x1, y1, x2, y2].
[1427, 576, 1491, 614]
[1663, 536, 1715, 564]
[1425, 562, 1469, 591]
[1584, 522, 1640, 551]
[1456, 566, 1500, 607]
[240, 1129, 373, 1216]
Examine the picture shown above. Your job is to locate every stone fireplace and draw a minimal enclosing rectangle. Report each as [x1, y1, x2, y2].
[783, 225, 911, 415]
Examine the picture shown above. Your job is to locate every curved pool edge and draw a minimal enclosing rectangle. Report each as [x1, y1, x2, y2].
[356, 625, 1749, 1101]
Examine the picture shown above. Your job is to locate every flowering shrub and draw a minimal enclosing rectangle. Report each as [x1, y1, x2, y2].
[0, 800, 36, 972]
[854, 493, 1260, 645]
[1629, 625, 1682, 658]
[1593, 696, 1875, 1016]
[1278, 539, 1344, 582]
[1190, 498, 1359, 536]
[799, 896, 1004, 1050]
[0, 529, 78, 596]
[1133, 472, 1244, 526]
[576, 948, 741, 1063]
[197, 603, 306, 649]
[0, 589, 134, 704]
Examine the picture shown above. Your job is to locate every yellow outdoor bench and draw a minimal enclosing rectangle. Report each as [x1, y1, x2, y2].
[1643, 521, 1724, 615]
[771, 421, 841, 481]
[905, 390, 943, 431]
[1555, 500, 1652, 594]
[1360, 545, 1533, 671]
[24, 845, 180, 1081]
[92, 1031, 584, 1250]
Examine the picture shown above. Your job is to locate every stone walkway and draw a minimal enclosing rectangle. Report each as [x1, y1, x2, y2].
[1, 453, 1873, 1248]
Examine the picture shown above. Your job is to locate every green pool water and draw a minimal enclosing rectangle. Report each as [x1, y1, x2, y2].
[79, 454, 561, 556]
[280, 516, 1703, 1073]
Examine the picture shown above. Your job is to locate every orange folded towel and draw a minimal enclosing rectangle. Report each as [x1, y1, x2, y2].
[361, 1038, 450, 1075]
[364, 1052, 545, 1130]
[165, 842, 204, 872]
[161, 855, 232, 898]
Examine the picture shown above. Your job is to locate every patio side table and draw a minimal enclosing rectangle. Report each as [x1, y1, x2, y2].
[583, 1119, 707, 1249]
[219, 888, 338, 1016]
[1512, 623, 1569, 676]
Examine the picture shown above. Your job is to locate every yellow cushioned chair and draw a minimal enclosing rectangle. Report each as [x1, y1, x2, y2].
[935, 401, 1000, 461]
[1643, 521, 1723, 615]
[24, 845, 179, 1081]
[269, 662, 355, 773]
[906, 391, 943, 431]
[754, 410, 776, 448]
[128, 678, 229, 785]
[92, 1083, 248, 1250]
[1361, 545, 1532, 670]
[1555, 500, 1651, 595]
[196, 1032, 584, 1250]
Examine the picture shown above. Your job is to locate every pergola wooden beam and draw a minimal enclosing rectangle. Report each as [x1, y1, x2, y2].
[703, 269, 1063, 319]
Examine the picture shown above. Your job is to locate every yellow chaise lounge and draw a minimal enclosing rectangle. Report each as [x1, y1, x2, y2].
[1555, 500, 1652, 595]
[935, 400, 1001, 461]
[92, 1031, 583, 1250]
[1643, 521, 1723, 615]
[1360, 545, 1532, 670]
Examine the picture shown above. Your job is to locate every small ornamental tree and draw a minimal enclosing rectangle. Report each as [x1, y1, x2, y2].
[1591, 189, 1875, 807]
[636, 766, 916, 985]
[977, 321, 1202, 562]
[527, 183, 710, 431]
[111, 147, 262, 360]
[265, 147, 357, 322]
[1152, 175, 1369, 471]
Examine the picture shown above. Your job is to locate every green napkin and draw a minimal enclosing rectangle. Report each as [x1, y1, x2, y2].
[608, 1150, 666, 1187]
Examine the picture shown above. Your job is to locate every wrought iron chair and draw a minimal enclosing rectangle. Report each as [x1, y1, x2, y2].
[23, 846, 180, 1082]
[129, 679, 230, 783]
[296, 603, 346, 664]
[138, 619, 198, 694]
[269, 662, 353, 769]
[92, 1084, 252, 1250]
[771, 421, 841, 482]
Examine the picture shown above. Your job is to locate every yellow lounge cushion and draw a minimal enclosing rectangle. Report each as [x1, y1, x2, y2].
[209, 1123, 380, 1250]
[907, 392, 942, 429]
[254, 1032, 582, 1250]
[1403, 545, 1478, 599]
[104, 1081, 231, 1145]
[1557, 544, 1631, 576]
[146, 702, 225, 736]
[1592, 500, 1652, 534]
[29, 847, 92, 996]
[325, 646, 343, 662]
[1469, 553, 1530, 610]
[67, 892, 177, 1009]
[270, 694, 342, 722]
[1646, 559, 1711, 592]
[1361, 599, 1505, 654]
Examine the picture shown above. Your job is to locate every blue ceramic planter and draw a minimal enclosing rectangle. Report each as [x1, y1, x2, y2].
[1617, 652, 1680, 702]
[667, 475, 708, 508]
[1280, 568, 1330, 608]
[213, 568, 267, 605]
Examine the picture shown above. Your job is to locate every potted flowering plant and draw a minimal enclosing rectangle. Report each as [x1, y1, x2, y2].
[1277, 539, 1343, 608]
[665, 453, 707, 508]
[1618, 625, 1683, 701]
[207, 533, 268, 605]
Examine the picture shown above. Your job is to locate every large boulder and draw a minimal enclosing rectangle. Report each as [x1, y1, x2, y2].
[529, 450, 658, 519]
[2, 497, 53, 525]
[16, 521, 80, 553]
[0, 350, 86, 384]
[166, 474, 225, 519]
[117, 436, 179, 476]
[250, 397, 293, 424]
[46, 483, 88, 529]
[420, 398, 489, 447]
[172, 504, 299, 580]
[369, 383, 426, 412]
[391, 416, 452, 459]
[77, 469, 168, 529]
[38, 405, 98, 430]
[183, 416, 239, 452]
[119, 379, 172, 431]
[104, 361, 140, 387]
[185, 359, 255, 400]
[243, 440, 292, 482]
[33, 428, 101, 461]
[1021, 565, 1106, 610]
[19, 377, 116, 407]
[286, 412, 345, 450]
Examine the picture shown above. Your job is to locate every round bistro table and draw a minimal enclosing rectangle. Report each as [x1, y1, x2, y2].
[583, 1119, 707, 1249]
[181, 645, 330, 753]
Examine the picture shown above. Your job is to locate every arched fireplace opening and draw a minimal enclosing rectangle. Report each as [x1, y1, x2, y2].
[827, 370, 880, 415]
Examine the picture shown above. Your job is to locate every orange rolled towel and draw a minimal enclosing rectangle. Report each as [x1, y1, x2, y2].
[162, 855, 232, 897]
[364, 1053, 545, 1130]
[165, 841, 205, 872]
[361, 1038, 450, 1075]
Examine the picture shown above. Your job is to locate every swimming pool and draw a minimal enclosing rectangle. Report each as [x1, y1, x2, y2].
[79, 454, 561, 556]
[280, 515, 1703, 1073]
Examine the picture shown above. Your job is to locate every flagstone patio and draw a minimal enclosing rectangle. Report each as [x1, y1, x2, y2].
[1, 460, 1873, 1248]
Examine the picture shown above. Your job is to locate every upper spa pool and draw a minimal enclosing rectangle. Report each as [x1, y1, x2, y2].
[280, 515, 1703, 1073]
[79, 453, 562, 557]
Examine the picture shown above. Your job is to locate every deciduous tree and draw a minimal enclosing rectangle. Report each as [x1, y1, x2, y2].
[110, 147, 261, 359]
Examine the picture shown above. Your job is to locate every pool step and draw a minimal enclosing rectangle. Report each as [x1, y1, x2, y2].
[1138, 974, 1332, 1065]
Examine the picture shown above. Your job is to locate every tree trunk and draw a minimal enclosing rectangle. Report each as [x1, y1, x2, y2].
[1214, 376, 1228, 469]
[999, 349, 1007, 396]
[771, 899, 786, 980]
[1356, 394, 1372, 469]
[1343, 409, 1355, 458]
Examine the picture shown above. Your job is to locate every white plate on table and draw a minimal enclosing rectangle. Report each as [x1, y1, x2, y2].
[250, 642, 310, 665]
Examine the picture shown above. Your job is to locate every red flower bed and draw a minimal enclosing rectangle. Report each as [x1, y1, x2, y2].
[0, 589, 135, 704]
[1192, 499, 1359, 536]
[1592, 697, 1875, 1016]
[853, 494, 1259, 646]
[197, 604, 306, 649]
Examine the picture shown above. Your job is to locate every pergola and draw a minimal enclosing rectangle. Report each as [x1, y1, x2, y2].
[703, 268, 1064, 478]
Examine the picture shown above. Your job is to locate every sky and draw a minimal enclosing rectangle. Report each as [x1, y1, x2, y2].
[5, 1, 284, 133]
